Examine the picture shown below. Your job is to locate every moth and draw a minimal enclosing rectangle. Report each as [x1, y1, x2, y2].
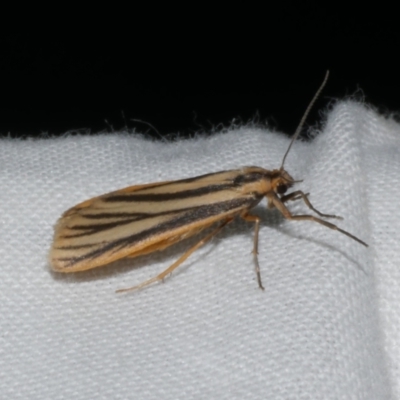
[49, 71, 368, 292]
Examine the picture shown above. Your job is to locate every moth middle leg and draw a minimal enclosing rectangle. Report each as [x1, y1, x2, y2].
[240, 211, 264, 290]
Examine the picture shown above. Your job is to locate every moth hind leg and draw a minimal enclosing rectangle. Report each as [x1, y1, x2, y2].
[116, 219, 233, 293]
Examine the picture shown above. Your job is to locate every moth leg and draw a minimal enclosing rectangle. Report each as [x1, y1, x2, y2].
[280, 190, 342, 220]
[280, 191, 309, 203]
[116, 219, 233, 293]
[269, 192, 368, 247]
[240, 212, 264, 291]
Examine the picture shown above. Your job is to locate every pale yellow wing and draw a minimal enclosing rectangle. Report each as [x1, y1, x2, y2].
[50, 169, 264, 272]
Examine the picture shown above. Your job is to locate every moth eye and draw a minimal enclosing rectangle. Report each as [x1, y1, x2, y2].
[277, 184, 287, 194]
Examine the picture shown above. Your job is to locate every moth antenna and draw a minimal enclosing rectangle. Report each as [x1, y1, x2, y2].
[280, 70, 330, 169]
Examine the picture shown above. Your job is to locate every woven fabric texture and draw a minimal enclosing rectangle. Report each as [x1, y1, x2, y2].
[0, 101, 398, 399]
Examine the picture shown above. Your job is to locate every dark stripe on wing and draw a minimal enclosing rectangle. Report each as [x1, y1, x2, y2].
[103, 170, 270, 203]
[104, 184, 234, 202]
[62, 217, 141, 238]
[140, 170, 230, 187]
[233, 171, 269, 186]
[82, 212, 150, 219]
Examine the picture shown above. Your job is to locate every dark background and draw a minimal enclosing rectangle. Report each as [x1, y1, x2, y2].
[1, 4, 398, 139]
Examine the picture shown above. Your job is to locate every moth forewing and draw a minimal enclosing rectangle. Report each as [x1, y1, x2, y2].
[50, 167, 270, 274]
[50, 71, 367, 292]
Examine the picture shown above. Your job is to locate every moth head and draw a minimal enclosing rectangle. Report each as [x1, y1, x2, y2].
[270, 168, 295, 196]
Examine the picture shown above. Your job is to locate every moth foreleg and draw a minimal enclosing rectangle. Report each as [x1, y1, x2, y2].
[280, 190, 342, 220]
[270, 192, 368, 247]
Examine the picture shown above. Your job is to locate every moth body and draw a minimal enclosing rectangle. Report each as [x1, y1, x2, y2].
[49, 71, 367, 292]
[50, 166, 292, 273]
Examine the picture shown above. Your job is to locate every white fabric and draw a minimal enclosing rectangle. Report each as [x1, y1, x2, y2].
[0, 101, 399, 399]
